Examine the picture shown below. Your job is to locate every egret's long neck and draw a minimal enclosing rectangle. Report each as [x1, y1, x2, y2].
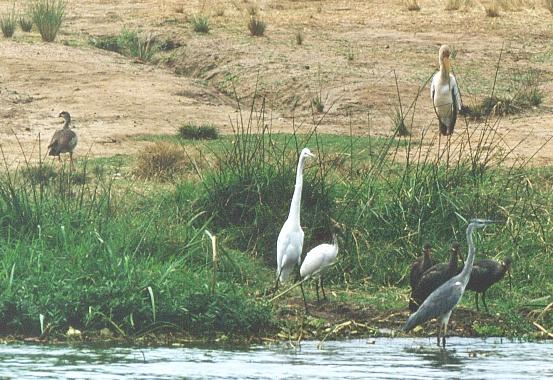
[460, 224, 477, 287]
[287, 155, 306, 223]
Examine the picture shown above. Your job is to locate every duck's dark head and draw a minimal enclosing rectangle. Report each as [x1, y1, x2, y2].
[58, 111, 71, 124]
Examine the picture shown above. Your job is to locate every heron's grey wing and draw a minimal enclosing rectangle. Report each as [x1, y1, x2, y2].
[403, 279, 464, 331]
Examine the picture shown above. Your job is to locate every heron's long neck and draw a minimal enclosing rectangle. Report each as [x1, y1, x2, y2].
[460, 224, 477, 287]
[287, 156, 306, 223]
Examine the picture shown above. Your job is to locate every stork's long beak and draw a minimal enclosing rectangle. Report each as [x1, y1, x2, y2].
[443, 57, 451, 73]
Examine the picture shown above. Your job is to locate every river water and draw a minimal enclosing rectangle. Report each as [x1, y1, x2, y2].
[0, 337, 551, 379]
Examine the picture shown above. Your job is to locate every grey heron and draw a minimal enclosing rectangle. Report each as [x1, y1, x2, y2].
[403, 219, 495, 348]
[431, 45, 462, 136]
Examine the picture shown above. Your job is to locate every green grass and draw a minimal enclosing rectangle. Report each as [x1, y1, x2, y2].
[91, 29, 159, 61]
[1, 93, 551, 339]
[30, 0, 66, 42]
[0, 6, 16, 38]
[178, 123, 219, 140]
[191, 15, 210, 34]
[19, 16, 33, 32]
[248, 16, 266, 37]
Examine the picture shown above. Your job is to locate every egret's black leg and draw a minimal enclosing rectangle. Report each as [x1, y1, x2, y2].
[300, 282, 309, 314]
[475, 292, 480, 311]
[436, 324, 441, 347]
[320, 276, 327, 301]
[315, 279, 320, 303]
[442, 324, 448, 349]
[482, 291, 489, 313]
[273, 267, 283, 294]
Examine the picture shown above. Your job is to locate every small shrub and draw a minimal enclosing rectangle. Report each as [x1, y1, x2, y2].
[486, 3, 500, 17]
[191, 15, 210, 33]
[295, 31, 303, 45]
[0, 8, 16, 38]
[117, 29, 158, 61]
[30, 0, 67, 42]
[445, 0, 462, 10]
[248, 16, 266, 36]
[19, 16, 33, 32]
[404, 0, 421, 11]
[90, 35, 121, 53]
[21, 165, 56, 185]
[546, 0, 553, 14]
[312, 96, 324, 113]
[178, 123, 219, 140]
[135, 141, 185, 180]
[391, 107, 410, 136]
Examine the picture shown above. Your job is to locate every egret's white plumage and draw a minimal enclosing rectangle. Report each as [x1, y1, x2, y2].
[300, 235, 339, 303]
[300, 235, 338, 280]
[431, 45, 462, 136]
[276, 148, 315, 285]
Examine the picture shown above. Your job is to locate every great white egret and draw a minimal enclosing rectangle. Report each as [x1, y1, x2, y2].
[409, 242, 461, 312]
[275, 148, 315, 301]
[48, 111, 78, 168]
[467, 257, 512, 312]
[431, 45, 462, 136]
[403, 219, 495, 348]
[300, 234, 339, 305]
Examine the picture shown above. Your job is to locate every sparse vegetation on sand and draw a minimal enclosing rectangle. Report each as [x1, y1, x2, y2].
[30, 0, 66, 42]
[0, 5, 16, 38]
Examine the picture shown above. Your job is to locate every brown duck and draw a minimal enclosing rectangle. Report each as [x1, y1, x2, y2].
[48, 111, 77, 166]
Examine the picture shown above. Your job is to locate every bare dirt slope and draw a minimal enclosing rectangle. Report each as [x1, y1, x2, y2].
[1, 0, 553, 166]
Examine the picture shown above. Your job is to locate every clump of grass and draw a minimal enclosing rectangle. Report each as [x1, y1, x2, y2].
[191, 14, 210, 33]
[404, 0, 421, 11]
[445, 0, 462, 10]
[0, 7, 17, 38]
[30, 0, 66, 42]
[391, 107, 410, 136]
[117, 29, 158, 61]
[90, 35, 121, 53]
[178, 123, 219, 140]
[546, 0, 553, 14]
[19, 16, 33, 32]
[465, 86, 543, 118]
[295, 31, 303, 45]
[134, 141, 185, 180]
[486, 2, 500, 17]
[312, 96, 324, 113]
[21, 164, 56, 185]
[248, 16, 266, 36]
